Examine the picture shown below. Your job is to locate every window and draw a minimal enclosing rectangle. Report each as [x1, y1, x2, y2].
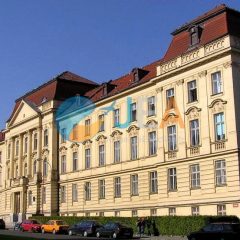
[33, 160, 37, 174]
[169, 207, 176, 216]
[73, 123, 78, 140]
[43, 159, 48, 177]
[85, 148, 91, 169]
[168, 168, 177, 191]
[215, 160, 226, 186]
[72, 152, 78, 171]
[15, 140, 19, 156]
[168, 125, 177, 151]
[61, 155, 66, 174]
[131, 174, 138, 196]
[150, 209, 157, 217]
[190, 120, 199, 146]
[85, 212, 90, 217]
[28, 191, 32, 206]
[72, 184, 78, 202]
[7, 168, 10, 179]
[150, 171, 158, 193]
[24, 137, 28, 154]
[148, 96, 155, 116]
[33, 133, 38, 150]
[217, 204, 226, 216]
[85, 119, 91, 136]
[115, 211, 120, 217]
[44, 129, 48, 147]
[85, 182, 91, 200]
[130, 103, 137, 122]
[99, 212, 104, 217]
[214, 113, 225, 141]
[114, 109, 120, 127]
[149, 131, 157, 156]
[61, 128, 66, 143]
[192, 206, 199, 216]
[132, 210, 138, 217]
[60, 186, 66, 203]
[212, 71, 222, 95]
[114, 140, 120, 163]
[42, 187, 46, 204]
[166, 88, 174, 109]
[190, 164, 200, 188]
[98, 114, 105, 132]
[99, 179, 105, 199]
[0, 151, 1, 163]
[114, 177, 121, 198]
[130, 136, 138, 160]
[188, 80, 197, 102]
[191, 31, 198, 46]
[99, 145, 105, 166]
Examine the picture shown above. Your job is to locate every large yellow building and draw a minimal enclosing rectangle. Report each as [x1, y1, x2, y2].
[1, 4, 240, 225]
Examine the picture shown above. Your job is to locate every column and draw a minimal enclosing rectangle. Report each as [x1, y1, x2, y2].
[27, 130, 32, 177]
[18, 134, 23, 177]
[37, 127, 42, 173]
[9, 138, 14, 179]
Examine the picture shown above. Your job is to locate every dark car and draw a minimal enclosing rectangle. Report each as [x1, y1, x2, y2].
[96, 222, 133, 239]
[68, 220, 102, 236]
[0, 219, 5, 229]
[188, 222, 240, 240]
[20, 219, 42, 232]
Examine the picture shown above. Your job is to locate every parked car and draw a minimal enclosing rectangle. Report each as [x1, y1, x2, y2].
[0, 219, 5, 229]
[187, 222, 240, 240]
[68, 220, 102, 236]
[96, 222, 133, 239]
[41, 220, 69, 234]
[20, 219, 41, 232]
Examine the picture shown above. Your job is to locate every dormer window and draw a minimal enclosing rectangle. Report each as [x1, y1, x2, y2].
[189, 25, 202, 47]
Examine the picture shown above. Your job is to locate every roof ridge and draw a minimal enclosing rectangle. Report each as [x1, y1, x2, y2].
[172, 4, 228, 35]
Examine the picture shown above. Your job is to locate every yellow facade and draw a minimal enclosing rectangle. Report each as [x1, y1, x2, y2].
[1, 5, 240, 226]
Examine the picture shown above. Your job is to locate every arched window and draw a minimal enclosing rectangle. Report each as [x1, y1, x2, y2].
[33, 160, 37, 174]
[44, 129, 48, 147]
[43, 159, 48, 177]
[28, 191, 32, 206]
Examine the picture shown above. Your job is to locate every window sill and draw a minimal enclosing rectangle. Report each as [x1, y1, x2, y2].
[211, 92, 223, 97]
[147, 114, 156, 118]
[190, 187, 201, 190]
[187, 100, 198, 105]
[131, 194, 139, 197]
[114, 196, 121, 199]
[150, 192, 158, 195]
[168, 189, 178, 192]
[216, 184, 227, 187]
[148, 154, 157, 157]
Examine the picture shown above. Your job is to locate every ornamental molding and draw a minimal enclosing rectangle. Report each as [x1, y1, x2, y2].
[223, 61, 232, 69]
[163, 113, 178, 126]
[127, 125, 140, 133]
[110, 130, 123, 138]
[70, 142, 79, 148]
[185, 106, 202, 120]
[208, 99, 227, 113]
[176, 79, 184, 86]
[156, 87, 163, 93]
[198, 70, 207, 78]
[41, 148, 49, 156]
[145, 120, 158, 131]
[96, 134, 107, 142]
[59, 146, 67, 152]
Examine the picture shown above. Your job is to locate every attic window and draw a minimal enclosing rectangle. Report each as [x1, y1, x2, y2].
[41, 97, 47, 104]
[189, 25, 202, 47]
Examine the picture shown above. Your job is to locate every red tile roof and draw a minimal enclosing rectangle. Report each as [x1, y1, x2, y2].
[7, 71, 98, 122]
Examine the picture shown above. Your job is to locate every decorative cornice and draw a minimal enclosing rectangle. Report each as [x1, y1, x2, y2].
[185, 106, 202, 115]
[208, 99, 227, 108]
[126, 125, 140, 133]
[110, 130, 123, 137]
[96, 135, 107, 141]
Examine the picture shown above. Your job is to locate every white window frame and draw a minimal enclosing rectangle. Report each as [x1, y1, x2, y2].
[131, 174, 138, 196]
[99, 179, 105, 199]
[85, 148, 91, 169]
[149, 131, 157, 156]
[215, 160, 226, 186]
[190, 119, 200, 146]
[114, 140, 121, 163]
[72, 152, 78, 171]
[114, 109, 120, 127]
[150, 171, 158, 194]
[148, 96, 156, 116]
[211, 71, 222, 95]
[114, 177, 121, 198]
[99, 145, 105, 166]
[214, 112, 225, 141]
[72, 184, 78, 202]
[168, 168, 177, 191]
[130, 136, 138, 160]
[168, 125, 177, 151]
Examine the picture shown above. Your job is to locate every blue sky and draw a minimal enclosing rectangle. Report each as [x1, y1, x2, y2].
[0, 0, 240, 129]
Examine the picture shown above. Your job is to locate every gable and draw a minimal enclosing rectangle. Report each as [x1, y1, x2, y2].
[8, 100, 40, 127]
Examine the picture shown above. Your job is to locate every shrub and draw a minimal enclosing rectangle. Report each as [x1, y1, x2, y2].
[30, 215, 239, 236]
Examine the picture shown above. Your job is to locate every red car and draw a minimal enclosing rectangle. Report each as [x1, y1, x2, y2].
[20, 219, 42, 232]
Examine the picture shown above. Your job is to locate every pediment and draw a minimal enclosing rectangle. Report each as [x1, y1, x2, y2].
[8, 100, 40, 127]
